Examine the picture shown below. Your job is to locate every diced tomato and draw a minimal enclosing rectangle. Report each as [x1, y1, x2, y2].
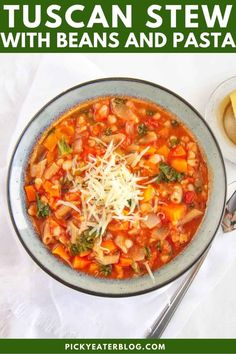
[170, 145, 187, 158]
[161, 204, 187, 223]
[184, 191, 196, 204]
[158, 127, 169, 138]
[146, 118, 159, 128]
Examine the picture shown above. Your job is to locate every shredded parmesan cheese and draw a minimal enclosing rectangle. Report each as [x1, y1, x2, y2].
[131, 146, 150, 168]
[144, 262, 155, 283]
[56, 200, 81, 214]
[78, 141, 146, 236]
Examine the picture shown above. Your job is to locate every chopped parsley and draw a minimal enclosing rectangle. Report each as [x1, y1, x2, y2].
[137, 123, 148, 136]
[146, 110, 155, 116]
[99, 264, 112, 277]
[169, 138, 180, 148]
[171, 119, 180, 127]
[104, 128, 113, 136]
[114, 97, 127, 105]
[80, 108, 96, 124]
[58, 138, 72, 156]
[195, 186, 202, 193]
[70, 228, 98, 256]
[79, 108, 90, 116]
[156, 162, 184, 183]
[190, 202, 195, 209]
[131, 261, 140, 274]
[127, 199, 132, 207]
[60, 177, 73, 193]
[144, 246, 151, 260]
[156, 240, 162, 253]
[36, 194, 50, 218]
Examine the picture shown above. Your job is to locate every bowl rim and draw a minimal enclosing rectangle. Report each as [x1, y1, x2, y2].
[7, 77, 227, 297]
[205, 75, 236, 165]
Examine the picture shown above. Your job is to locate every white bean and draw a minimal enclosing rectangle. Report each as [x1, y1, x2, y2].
[170, 186, 183, 204]
[125, 239, 133, 249]
[62, 160, 72, 171]
[108, 115, 117, 124]
[188, 159, 198, 167]
[35, 178, 42, 189]
[53, 226, 61, 237]
[187, 183, 194, 191]
[188, 151, 196, 159]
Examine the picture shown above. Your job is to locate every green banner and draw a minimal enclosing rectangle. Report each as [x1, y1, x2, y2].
[1, 339, 236, 354]
[0, 0, 236, 52]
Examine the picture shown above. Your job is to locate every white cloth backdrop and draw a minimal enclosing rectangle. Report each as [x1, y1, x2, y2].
[0, 54, 236, 338]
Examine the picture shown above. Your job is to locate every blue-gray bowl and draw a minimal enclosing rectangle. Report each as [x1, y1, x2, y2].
[7, 78, 227, 297]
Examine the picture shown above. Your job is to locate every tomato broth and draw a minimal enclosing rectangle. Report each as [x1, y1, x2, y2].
[25, 96, 208, 280]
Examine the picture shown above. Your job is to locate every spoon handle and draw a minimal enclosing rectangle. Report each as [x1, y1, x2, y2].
[146, 250, 209, 338]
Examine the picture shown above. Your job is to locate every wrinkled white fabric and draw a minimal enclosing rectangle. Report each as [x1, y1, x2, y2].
[0, 54, 235, 338]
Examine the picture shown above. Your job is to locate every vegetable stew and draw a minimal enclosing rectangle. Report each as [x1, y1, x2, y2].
[25, 97, 209, 280]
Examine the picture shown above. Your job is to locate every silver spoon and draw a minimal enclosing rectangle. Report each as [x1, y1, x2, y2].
[146, 183, 236, 338]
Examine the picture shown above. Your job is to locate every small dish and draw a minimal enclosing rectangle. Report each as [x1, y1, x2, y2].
[205, 76, 236, 165]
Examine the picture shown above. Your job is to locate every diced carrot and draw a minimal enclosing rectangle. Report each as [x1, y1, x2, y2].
[89, 262, 99, 274]
[157, 145, 170, 158]
[114, 265, 124, 278]
[171, 145, 187, 158]
[48, 197, 58, 211]
[170, 158, 188, 173]
[43, 180, 52, 191]
[101, 239, 118, 253]
[55, 130, 66, 141]
[161, 204, 186, 223]
[143, 185, 155, 202]
[58, 125, 75, 137]
[119, 257, 133, 267]
[25, 185, 36, 202]
[46, 149, 58, 164]
[52, 244, 70, 262]
[73, 256, 90, 270]
[43, 133, 58, 152]
[43, 180, 60, 198]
